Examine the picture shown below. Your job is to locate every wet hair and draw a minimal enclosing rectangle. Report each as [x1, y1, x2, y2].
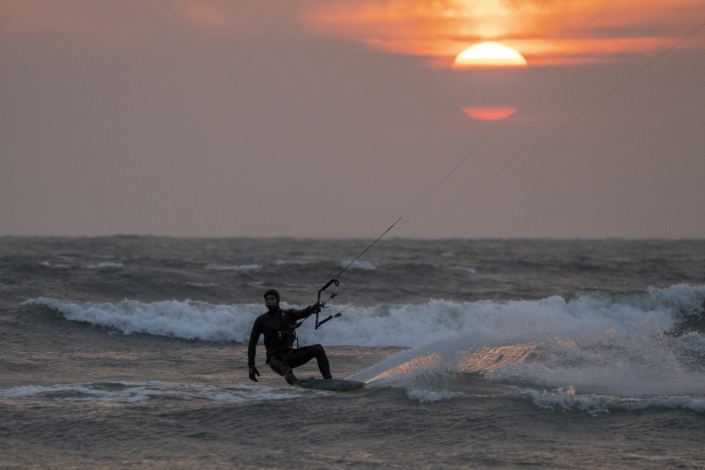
[263, 289, 280, 304]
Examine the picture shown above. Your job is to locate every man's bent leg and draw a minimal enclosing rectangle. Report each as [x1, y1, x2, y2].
[268, 355, 297, 385]
[287, 345, 332, 379]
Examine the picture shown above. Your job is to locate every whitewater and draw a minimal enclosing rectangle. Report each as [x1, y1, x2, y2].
[2, 236, 705, 468]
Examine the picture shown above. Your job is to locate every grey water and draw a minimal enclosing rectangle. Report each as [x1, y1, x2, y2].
[2, 236, 705, 469]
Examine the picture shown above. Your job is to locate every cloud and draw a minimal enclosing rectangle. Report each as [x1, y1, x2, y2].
[178, 2, 237, 31]
[304, 0, 705, 66]
[0, 0, 119, 37]
[0, 0, 319, 47]
[2, 0, 702, 61]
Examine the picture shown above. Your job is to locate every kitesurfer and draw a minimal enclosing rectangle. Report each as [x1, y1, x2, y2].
[247, 289, 332, 385]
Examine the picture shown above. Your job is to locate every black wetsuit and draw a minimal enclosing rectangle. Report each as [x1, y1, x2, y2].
[247, 305, 331, 384]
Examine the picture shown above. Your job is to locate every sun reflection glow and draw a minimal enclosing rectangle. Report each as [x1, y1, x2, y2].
[462, 107, 517, 120]
[457, 345, 535, 373]
[367, 353, 441, 383]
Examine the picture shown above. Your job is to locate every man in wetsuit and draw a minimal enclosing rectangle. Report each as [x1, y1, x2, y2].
[247, 289, 333, 385]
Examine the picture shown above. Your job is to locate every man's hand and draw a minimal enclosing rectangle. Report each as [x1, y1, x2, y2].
[248, 365, 260, 382]
[313, 302, 322, 313]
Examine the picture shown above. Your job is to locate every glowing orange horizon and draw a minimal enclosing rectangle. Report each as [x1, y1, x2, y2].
[1, 0, 703, 66]
[305, 0, 705, 68]
[462, 107, 517, 121]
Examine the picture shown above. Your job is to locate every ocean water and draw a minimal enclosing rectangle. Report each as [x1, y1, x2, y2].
[2, 236, 705, 469]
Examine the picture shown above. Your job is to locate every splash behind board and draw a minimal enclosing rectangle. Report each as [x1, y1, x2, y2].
[292, 378, 365, 392]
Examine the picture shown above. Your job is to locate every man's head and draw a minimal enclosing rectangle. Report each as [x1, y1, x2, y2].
[264, 289, 280, 308]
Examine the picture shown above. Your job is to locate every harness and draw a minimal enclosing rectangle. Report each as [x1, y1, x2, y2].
[270, 309, 303, 349]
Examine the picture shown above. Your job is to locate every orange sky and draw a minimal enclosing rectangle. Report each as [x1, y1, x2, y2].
[305, 0, 705, 66]
[2, 0, 703, 64]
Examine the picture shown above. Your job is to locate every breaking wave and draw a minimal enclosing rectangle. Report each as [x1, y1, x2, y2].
[23, 284, 705, 409]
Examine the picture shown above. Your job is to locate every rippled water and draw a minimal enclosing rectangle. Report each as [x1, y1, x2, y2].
[2, 236, 705, 468]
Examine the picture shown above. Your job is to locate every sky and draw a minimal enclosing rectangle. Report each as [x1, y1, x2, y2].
[1, 0, 704, 238]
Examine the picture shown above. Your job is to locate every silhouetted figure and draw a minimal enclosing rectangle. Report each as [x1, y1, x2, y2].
[247, 289, 332, 384]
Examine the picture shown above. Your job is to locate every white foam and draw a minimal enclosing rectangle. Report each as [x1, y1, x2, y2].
[485, 331, 705, 396]
[25, 296, 505, 346]
[205, 264, 260, 271]
[347, 285, 705, 399]
[85, 262, 123, 269]
[340, 260, 376, 270]
[0, 382, 302, 405]
[511, 388, 705, 417]
[406, 387, 465, 403]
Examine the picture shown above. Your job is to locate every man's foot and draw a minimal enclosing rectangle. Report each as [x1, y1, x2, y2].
[323, 375, 333, 380]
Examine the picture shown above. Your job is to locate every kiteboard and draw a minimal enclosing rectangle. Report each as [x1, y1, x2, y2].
[292, 378, 365, 392]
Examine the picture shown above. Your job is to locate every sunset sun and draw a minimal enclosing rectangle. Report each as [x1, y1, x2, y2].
[454, 42, 527, 68]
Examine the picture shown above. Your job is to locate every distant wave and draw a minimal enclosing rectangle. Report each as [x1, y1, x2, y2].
[205, 264, 260, 271]
[448, 267, 476, 274]
[85, 262, 123, 269]
[340, 260, 376, 270]
[277, 260, 309, 265]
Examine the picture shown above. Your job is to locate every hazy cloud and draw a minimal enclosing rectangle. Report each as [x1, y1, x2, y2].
[0, 0, 326, 47]
[304, 0, 705, 65]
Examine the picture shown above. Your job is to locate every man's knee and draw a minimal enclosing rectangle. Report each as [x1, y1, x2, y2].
[269, 361, 297, 384]
[312, 344, 326, 355]
[269, 358, 291, 376]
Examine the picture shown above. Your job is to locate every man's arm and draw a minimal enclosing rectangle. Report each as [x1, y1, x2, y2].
[286, 303, 321, 321]
[247, 317, 262, 366]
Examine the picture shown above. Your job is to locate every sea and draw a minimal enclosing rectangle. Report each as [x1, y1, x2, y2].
[2, 236, 705, 469]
